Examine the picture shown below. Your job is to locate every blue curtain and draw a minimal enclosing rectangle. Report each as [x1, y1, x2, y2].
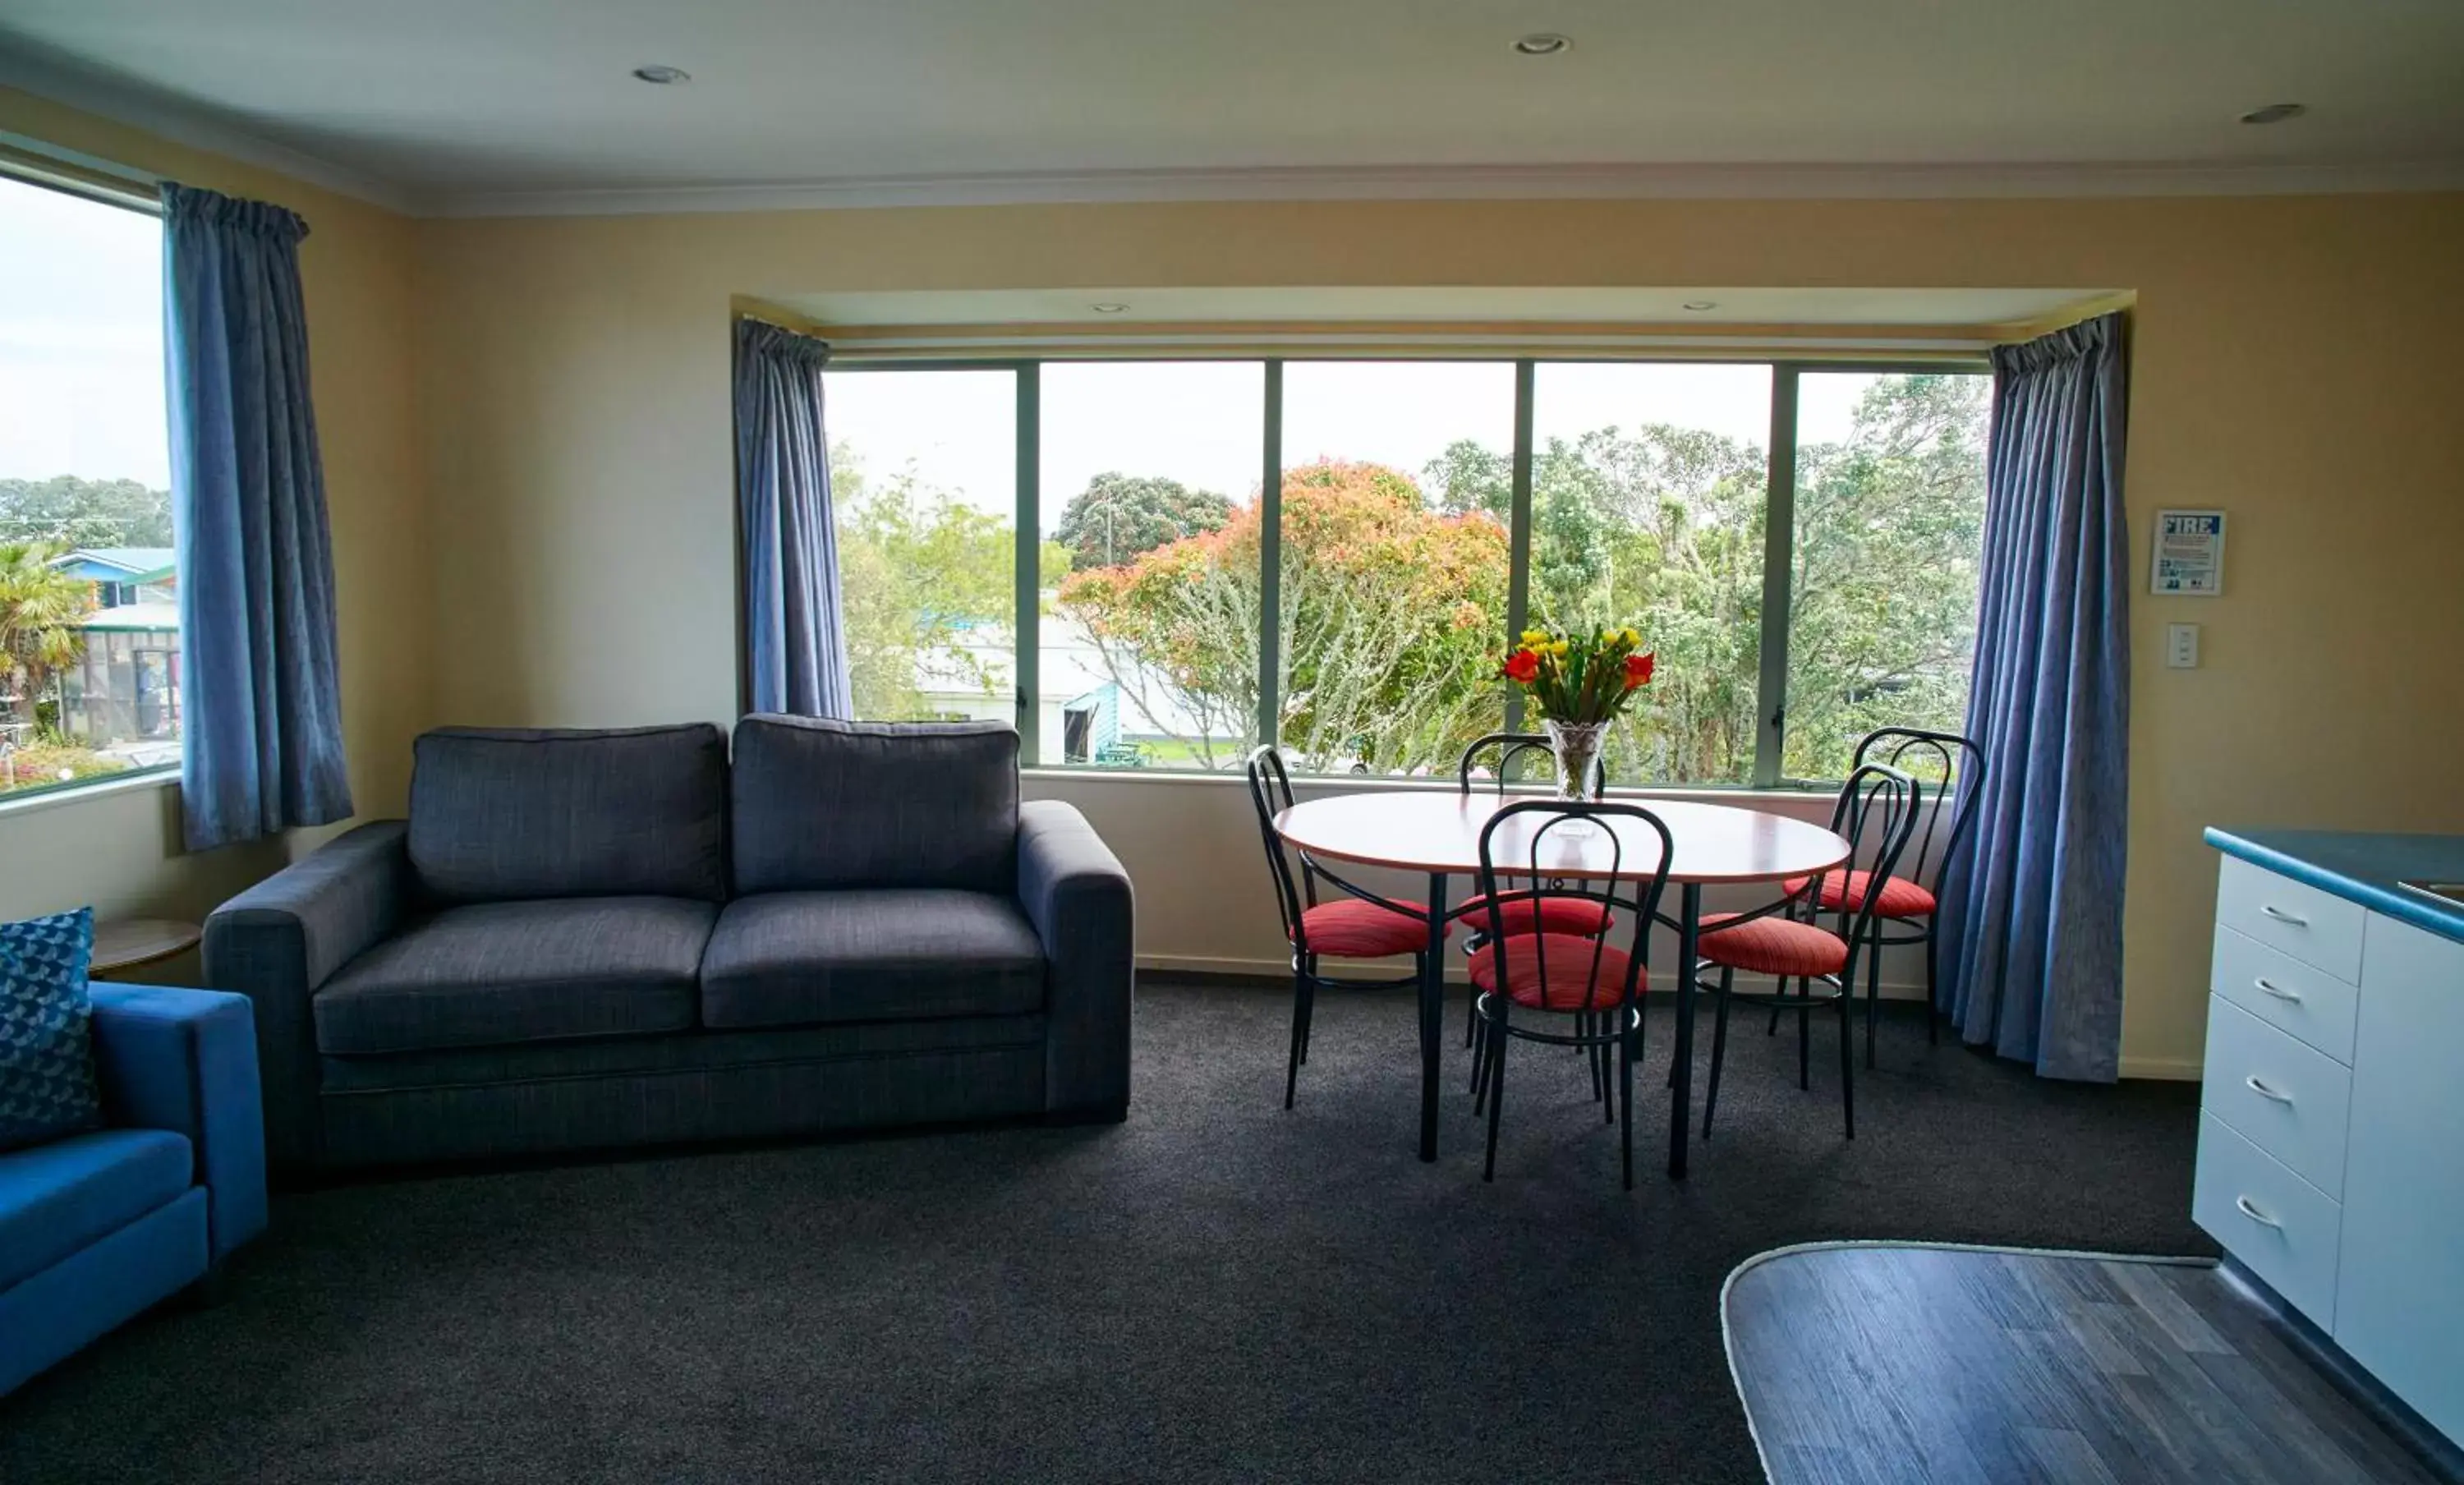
[1936, 312, 2131, 1082]
[733, 321, 853, 717]
[161, 183, 352, 851]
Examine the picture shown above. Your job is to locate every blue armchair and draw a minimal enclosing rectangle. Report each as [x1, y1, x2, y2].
[0, 983, 267, 1395]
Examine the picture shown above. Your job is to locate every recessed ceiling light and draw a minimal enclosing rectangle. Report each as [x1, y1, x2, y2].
[1512, 33, 1571, 57]
[1089, 302, 1129, 314]
[1680, 300, 1718, 312]
[631, 64, 691, 85]
[2238, 102, 2306, 125]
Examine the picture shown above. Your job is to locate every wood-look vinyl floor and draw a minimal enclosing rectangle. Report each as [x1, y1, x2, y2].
[1723, 1244, 2443, 1485]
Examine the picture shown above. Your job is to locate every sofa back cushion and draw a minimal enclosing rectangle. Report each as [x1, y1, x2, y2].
[731, 715, 1018, 894]
[410, 725, 729, 904]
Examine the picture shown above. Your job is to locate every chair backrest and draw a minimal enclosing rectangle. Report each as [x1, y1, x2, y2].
[1455, 731, 1607, 799]
[1243, 744, 1311, 945]
[1820, 763, 1924, 970]
[1850, 726, 1983, 893]
[1473, 801, 1675, 1012]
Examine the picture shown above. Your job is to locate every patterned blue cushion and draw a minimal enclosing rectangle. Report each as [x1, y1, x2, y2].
[0, 908, 101, 1152]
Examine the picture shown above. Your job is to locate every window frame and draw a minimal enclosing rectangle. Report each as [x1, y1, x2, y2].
[0, 162, 182, 809]
[818, 348, 1988, 786]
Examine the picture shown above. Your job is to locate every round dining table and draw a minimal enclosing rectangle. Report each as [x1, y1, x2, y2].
[1270, 791, 1853, 1178]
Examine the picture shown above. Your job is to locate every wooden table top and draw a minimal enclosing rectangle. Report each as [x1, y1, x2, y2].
[90, 917, 204, 976]
[1271, 792, 1851, 885]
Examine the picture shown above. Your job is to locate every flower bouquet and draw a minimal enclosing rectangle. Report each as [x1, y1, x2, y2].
[1498, 625, 1656, 806]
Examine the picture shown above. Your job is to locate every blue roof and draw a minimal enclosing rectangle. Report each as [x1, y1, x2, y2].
[48, 548, 176, 583]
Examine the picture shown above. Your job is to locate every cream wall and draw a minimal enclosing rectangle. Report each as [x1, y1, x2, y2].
[416, 192, 2464, 1077]
[0, 88, 433, 964]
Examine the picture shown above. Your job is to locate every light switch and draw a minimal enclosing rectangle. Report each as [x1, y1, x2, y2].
[2167, 623, 2200, 669]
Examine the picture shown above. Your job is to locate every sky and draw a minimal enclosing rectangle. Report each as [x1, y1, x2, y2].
[0, 174, 168, 489]
[827, 358, 1891, 523]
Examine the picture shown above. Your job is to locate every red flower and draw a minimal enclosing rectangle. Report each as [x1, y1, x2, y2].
[1501, 649, 1541, 684]
[1622, 651, 1656, 690]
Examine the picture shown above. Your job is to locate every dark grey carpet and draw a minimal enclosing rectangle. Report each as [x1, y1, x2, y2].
[1, 982, 2207, 1484]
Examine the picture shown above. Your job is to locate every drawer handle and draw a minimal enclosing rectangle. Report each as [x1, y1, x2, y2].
[2235, 1195, 2284, 1230]
[2259, 904, 2310, 927]
[2244, 1074, 2295, 1106]
[2254, 977, 2302, 1004]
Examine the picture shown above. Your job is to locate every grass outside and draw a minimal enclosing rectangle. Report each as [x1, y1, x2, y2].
[0, 740, 132, 795]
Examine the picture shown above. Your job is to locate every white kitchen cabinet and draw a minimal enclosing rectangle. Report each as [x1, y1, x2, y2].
[2333, 913, 2464, 1445]
[2198, 839, 2464, 1451]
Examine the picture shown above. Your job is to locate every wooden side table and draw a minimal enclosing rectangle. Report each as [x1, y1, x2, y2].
[90, 917, 204, 981]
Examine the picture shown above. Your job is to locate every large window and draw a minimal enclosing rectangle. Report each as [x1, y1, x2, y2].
[0, 172, 176, 798]
[1278, 362, 1515, 776]
[1781, 371, 1992, 781]
[1041, 361, 1264, 769]
[823, 368, 1021, 725]
[814, 352, 1988, 787]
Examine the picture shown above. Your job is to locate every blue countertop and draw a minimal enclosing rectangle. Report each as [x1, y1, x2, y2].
[2205, 827, 2464, 945]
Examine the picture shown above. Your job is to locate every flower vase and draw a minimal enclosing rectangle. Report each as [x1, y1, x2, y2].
[1543, 719, 1608, 835]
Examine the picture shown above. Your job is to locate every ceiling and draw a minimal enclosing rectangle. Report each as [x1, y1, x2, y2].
[2, 0, 2461, 214]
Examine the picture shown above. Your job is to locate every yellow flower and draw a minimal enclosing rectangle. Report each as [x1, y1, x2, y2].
[1545, 640, 1570, 657]
[1519, 628, 1551, 647]
[1618, 627, 1641, 647]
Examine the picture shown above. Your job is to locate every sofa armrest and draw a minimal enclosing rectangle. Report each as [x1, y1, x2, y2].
[1016, 800, 1133, 1118]
[202, 818, 411, 1169]
[89, 984, 268, 1261]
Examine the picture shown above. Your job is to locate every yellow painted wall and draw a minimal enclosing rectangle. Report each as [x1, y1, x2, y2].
[0, 87, 433, 963]
[415, 192, 2464, 1076]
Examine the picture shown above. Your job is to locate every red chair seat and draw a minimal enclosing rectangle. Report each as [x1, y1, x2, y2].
[1468, 934, 1643, 1011]
[1696, 913, 1849, 977]
[1781, 869, 1936, 918]
[1294, 898, 1446, 959]
[1454, 893, 1614, 938]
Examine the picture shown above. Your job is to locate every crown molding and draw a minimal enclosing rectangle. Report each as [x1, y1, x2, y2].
[0, 46, 426, 214]
[435, 157, 2464, 219]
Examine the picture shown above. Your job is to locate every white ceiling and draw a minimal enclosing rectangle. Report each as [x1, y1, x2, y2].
[2, 0, 2462, 214]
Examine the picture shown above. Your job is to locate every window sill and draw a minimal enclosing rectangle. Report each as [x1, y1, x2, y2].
[1018, 765, 1834, 807]
[0, 765, 179, 821]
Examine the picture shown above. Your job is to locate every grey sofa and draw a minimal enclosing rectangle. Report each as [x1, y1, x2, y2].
[203, 716, 1134, 1172]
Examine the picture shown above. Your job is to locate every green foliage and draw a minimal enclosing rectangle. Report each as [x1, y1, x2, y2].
[1060, 460, 1509, 770]
[832, 444, 1069, 721]
[0, 476, 173, 548]
[1054, 472, 1234, 570]
[0, 541, 93, 737]
[0, 739, 129, 796]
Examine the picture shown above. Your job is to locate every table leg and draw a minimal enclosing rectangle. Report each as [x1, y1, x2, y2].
[1419, 871, 1447, 1163]
[1667, 882, 1702, 1179]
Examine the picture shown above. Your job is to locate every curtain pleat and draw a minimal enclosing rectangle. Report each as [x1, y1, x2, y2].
[1935, 312, 2131, 1081]
[733, 322, 853, 717]
[162, 182, 353, 851]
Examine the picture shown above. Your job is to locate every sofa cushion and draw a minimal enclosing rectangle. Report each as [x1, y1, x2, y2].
[701, 890, 1046, 1028]
[410, 725, 729, 904]
[0, 1128, 191, 1292]
[315, 898, 715, 1055]
[730, 716, 1018, 895]
[0, 908, 101, 1152]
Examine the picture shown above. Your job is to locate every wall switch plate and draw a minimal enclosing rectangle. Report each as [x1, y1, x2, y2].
[2167, 623, 2201, 669]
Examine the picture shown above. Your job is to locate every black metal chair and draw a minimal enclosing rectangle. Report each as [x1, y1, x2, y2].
[1696, 764, 1921, 1140]
[1244, 745, 1446, 1110]
[1770, 726, 1984, 1064]
[1468, 800, 1675, 1190]
[1450, 733, 1616, 1046]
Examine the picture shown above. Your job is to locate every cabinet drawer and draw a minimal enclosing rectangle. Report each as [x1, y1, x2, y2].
[2194, 1112, 2342, 1328]
[2201, 995, 2354, 1198]
[2216, 856, 2365, 983]
[2210, 923, 2361, 1065]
